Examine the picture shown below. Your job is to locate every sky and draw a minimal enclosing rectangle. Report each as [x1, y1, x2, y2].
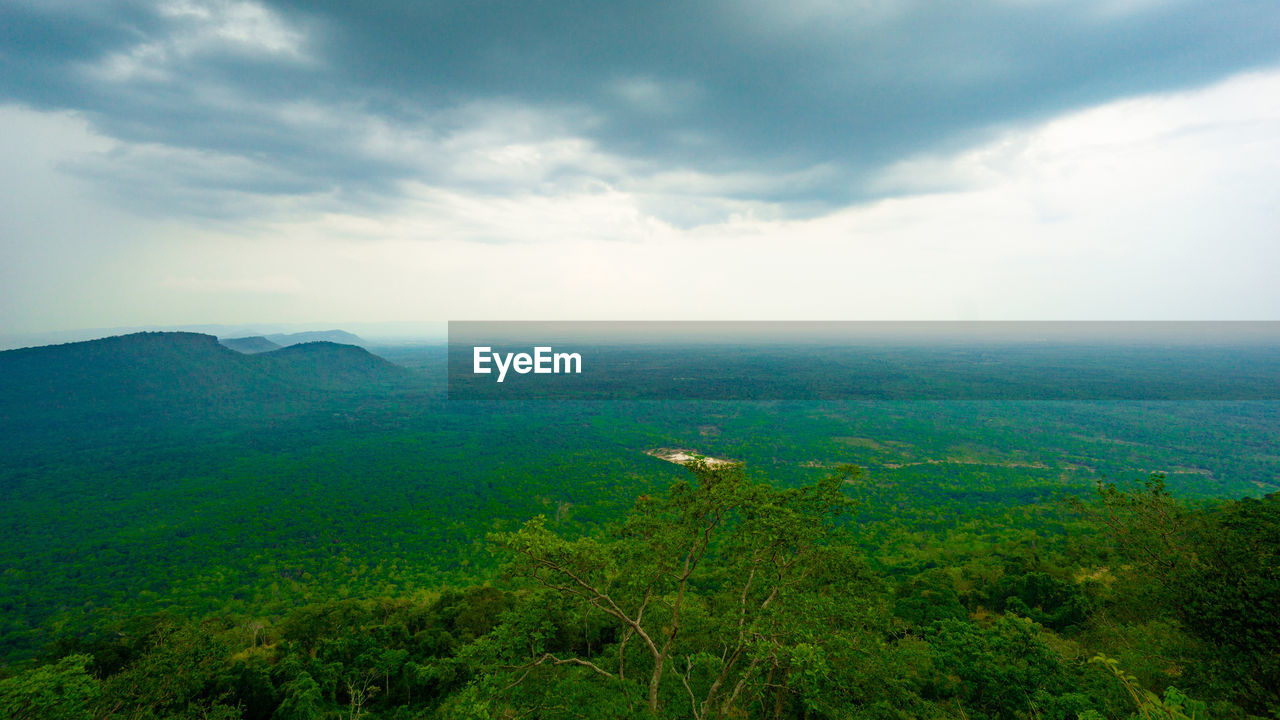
[2, 0, 1279, 336]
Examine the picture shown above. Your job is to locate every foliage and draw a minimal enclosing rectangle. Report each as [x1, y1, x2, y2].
[0, 653, 97, 720]
[1086, 478, 1280, 715]
[1, 341, 1278, 718]
[1088, 654, 1208, 720]
[474, 462, 874, 717]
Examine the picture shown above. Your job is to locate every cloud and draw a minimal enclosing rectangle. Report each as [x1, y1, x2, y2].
[869, 68, 1280, 206]
[2, 0, 1277, 226]
[88, 0, 309, 84]
[47, 66, 1256, 326]
[1, 2, 1278, 331]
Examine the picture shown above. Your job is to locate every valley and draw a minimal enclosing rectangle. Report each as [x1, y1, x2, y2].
[0, 333, 1276, 719]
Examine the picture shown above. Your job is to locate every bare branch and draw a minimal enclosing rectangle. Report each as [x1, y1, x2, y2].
[510, 545, 662, 659]
[504, 653, 618, 681]
[680, 656, 705, 720]
[723, 653, 766, 715]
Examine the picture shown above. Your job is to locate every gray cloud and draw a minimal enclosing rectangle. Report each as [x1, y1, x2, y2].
[2, 0, 1278, 222]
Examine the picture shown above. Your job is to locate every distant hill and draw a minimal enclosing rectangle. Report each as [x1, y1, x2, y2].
[219, 336, 282, 354]
[261, 341, 407, 389]
[1, 326, 369, 352]
[264, 330, 366, 347]
[0, 332, 413, 444]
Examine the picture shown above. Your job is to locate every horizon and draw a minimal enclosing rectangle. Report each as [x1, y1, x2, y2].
[8, 319, 1280, 353]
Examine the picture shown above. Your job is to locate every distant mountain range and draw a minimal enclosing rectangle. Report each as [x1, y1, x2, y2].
[218, 329, 367, 354]
[219, 336, 282, 353]
[0, 332, 415, 444]
[263, 329, 366, 347]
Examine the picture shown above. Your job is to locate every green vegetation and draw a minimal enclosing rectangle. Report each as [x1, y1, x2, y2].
[1, 334, 1277, 718]
[4, 465, 1276, 719]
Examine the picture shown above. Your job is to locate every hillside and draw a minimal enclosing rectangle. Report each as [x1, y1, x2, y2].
[218, 335, 282, 354]
[264, 329, 366, 347]
[0, 338, 1277, 717]
[0, 332, 415, 443]
[263, 341, 405, 389]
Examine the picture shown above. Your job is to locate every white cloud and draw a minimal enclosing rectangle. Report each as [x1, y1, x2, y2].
[872, 68, 1280, 206]
[2, 66, 1279, 331]
[87, 0, 309, 83]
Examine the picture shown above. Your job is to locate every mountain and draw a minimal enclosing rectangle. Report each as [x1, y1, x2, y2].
[0, 332, 414, 444]
[264, 330, 366, 347]
[219, 335, 282, 354]
[261, 341, 409, 390]
[1, 326, 367, 352]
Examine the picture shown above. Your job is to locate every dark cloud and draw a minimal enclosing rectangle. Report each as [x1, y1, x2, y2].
[2, 0, 1278, 221]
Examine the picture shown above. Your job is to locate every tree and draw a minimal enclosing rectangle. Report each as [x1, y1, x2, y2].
[1086, 654, 1206, 720]
[0, 654, 98, 720]
[273, 671, 322, 720]
[474, 461, 871, 718]
[1082, 477, 1280, 715]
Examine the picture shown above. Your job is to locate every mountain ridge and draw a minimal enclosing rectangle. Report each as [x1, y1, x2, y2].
[219, 336, 282, 354]
[262, 330, 366, 347]
[0, 332, 415, 441]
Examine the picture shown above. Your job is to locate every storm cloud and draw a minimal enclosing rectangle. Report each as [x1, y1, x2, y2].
[2, 1, 1279, 333]
[5, 0, 1277, 221]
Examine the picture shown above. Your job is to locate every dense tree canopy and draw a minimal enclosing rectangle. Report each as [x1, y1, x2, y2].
[5, 463, 1276, 720]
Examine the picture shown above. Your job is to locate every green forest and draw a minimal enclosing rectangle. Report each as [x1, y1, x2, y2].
[1, 334, 1277, 719]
